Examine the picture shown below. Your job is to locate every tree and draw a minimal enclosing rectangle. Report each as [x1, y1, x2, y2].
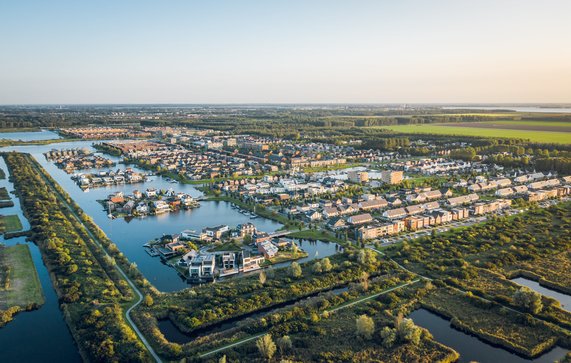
[144, 295, 154, 307]
[395, 314, 422, 345]
[360, 271, 369, 291]
[259, 270, 267, 285]
[321, 257, 333, 272]
[256, 334, 277, 361]
[290, 262, 302, 278]
[218, 355, 227, 363]
[380, 326, 397, 348]
[356, 314, 375, 339]
[313, 261, 323, 274]
[277, 335, 292, 355]
[513, 287, 543, 314]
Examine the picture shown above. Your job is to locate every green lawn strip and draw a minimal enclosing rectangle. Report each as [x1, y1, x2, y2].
[371, 125, 571, 144]
[0, 215, 23, 233]
[0, 244, 44, 308]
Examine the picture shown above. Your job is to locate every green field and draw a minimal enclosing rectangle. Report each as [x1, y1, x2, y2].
[375, 124, 571, 144]
[0, 215, 23, 233]
[0, 244, 44, 309]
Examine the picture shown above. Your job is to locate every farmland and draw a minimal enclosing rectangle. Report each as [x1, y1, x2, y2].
[374, 123, 571, 144]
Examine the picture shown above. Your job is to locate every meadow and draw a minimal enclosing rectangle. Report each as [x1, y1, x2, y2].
[375, 123, 571, 144]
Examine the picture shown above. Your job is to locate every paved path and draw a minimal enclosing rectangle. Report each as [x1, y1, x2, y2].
[31, 158, 161, 362]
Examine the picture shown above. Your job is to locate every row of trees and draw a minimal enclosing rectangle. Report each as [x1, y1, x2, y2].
[4, 152, 148, 362]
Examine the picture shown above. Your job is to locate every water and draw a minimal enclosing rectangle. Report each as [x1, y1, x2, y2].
[2, 140, 285, 291]
[0, 129, 61, 141]
[272, 239, 342, 269]
[0, 157, 80, 362]
[442, 106, 571, 114]
[409, 308, 568, 363]
[511, 277, 570, 311]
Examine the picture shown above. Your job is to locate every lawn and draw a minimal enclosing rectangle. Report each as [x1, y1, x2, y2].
[0, 215, 23, 233]
[0, 244, 44, 309]
[373, 124, 571, 144]
[0, 168, 5, 180]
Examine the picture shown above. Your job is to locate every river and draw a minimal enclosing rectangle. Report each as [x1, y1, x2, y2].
[410, 308, 568, 363]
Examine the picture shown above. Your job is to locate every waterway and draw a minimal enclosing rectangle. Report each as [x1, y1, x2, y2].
[511, 277, 570, 311]
[1, 139, 343, 292]
[0, 155, 80, 363]
[409, 308, 568, 363]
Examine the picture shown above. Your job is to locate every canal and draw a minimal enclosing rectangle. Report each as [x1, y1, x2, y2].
[0, 154, 81, 362]
[410, 308, 568, 363]
[511, 277, 570, 311]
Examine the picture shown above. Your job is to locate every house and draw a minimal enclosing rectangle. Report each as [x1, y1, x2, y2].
[145, 188, 158, 198]
[258, 241, 278, 259]
[153, 200, 170, 214]
[305, 210, 322, 221]
[496, 187, 514, 197]
[347, 213, 373, 225]
[447, 193, 479, 207]
[242, 255, 265, 272]
[359, 199, 388, 211]
[221, 252, 237, 270]
[236, 223, 257, 237]
[326, 217, 346, 230]
[253, 231, 271, 244]
[203, 225, 230, 239]
[383, 208, 407, 219]
[135, 202, 149, 214]
[189, 254, 216, 279]
[166, 241, 185, 252]
[322, 206, 339, 219]
[356, 221, 404, 240]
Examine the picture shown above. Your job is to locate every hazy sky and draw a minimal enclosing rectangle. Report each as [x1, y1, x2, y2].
[1, 0, 570, 104]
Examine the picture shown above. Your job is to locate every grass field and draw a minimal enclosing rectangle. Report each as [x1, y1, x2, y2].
[0, 215, 23, 233]
[0, 244, 44, 309]
[374, 124, 571, 144]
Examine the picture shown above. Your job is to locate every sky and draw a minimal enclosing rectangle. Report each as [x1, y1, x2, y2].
[0, 0, 570, 104]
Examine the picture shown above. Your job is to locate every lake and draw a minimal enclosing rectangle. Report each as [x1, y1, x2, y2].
[409, 308, 568, 363]
[511, 277, 570, 311]
[0, 129, 61, 141]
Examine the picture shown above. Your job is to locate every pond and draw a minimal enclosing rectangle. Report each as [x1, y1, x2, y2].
[0, 129, 61, 141]
[511, 277, 570, 311]
[409, 308, 568, 363]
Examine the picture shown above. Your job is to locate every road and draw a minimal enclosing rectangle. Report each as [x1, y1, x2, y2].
[31, 157, 162, 363]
